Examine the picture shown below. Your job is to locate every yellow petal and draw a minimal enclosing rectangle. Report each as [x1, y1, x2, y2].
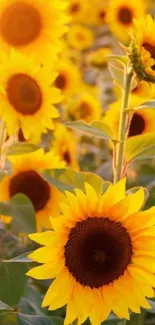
[28, 247, 57, 263]
[26, 263, 56, 280]
[29, 231, 55, 246]
[45, 269, 74, 310]
[65, 298, 78, 325]
[124, 207, 155, 232]
[128, 265, 155, 286]
[84, 183, 98, 214]
[124, 187, 144, 217]
[132, 256, 155, 272]
[133, 236, 155, 250]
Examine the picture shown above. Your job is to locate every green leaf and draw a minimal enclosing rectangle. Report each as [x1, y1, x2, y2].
[0, 194, 36, 234]
[108, 55, 129, 66]
[0, 170, 9, 182]
[0, 262, 28, 307]
[49, 317, 63, 325]
[18, 314, 54, 325]
[133, 100, 155, 110]
[64, 120, 114, 140]
[19, 285, 44, 316]
[0, 301, 12, 311]
[108, 63, 124, 89]
[41, 168, 104, 194]
[125, 133, 155, 162]
[126, 187, 149, 207]
[3, 252, 32, 263]
[6, 143, 39, 155]
[126, 313, 144, 324]
[0, 312, 18, 325]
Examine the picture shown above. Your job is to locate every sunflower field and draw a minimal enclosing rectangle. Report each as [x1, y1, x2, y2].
[2, 0, 155, 325]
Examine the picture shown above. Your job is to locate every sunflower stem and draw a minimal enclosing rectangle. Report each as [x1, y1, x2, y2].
[114, 67, 133, 183]
[0, 119, 6, 169]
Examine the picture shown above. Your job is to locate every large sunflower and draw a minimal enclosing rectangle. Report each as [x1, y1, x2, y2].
[129, 15, 155, 82]
[0, 0, 69, 60]
[107, 0, 145, 44]
[27, 179, 155, 323]
[104, 97, 155, 138]
[52, 124, 79, 169]
[68, 92, 101, 123]
[54, 60, 81, 99]
[0, 149, 65, 231]
[0, 51, 61, 139]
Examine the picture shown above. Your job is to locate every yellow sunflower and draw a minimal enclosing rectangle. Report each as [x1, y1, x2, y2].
[129, 15, 155, 83]
[27, 179, 155, 323]
[67, 24, 94, 51]
[0, 149, 65, 231]
[86, 47, 112, 69]
[0, 51, 61, 139]
[68, 93, 101, 123]
[52, 124, 79, 169]
[0, 0, 69, 61]
[67, 0, 88, 23]
[0, 215, 12, 224]
[54, 60, 81, 99]
[91, 0, 108, 26]
[104, 99, 155, 138]
[107, 0, 146, 44]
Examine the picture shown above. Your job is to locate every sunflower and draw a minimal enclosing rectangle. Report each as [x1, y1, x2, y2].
[86, 47, 112, 69]
[52, 124, 79, 169]
[67, 0, 88, 23]
[0, 0, 69, 61]
[107, 0, 146, 44]
[68, 92, 101, 123]
[104, 99, 155, 138]
[0, 149, 65, 231]
[54, 60, 81, 99]
[27, 179, 155, 324]
[0, 215, 12, 224]
[67, 24, 94, 51]
[91, 0, 108, 26]
[128, 15, 155, 83]
[0, 51, 61, 139]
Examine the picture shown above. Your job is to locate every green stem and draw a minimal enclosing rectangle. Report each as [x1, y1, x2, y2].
[114, 68, 133, 183]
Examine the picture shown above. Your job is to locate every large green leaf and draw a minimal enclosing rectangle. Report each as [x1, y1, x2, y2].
[64, 120, 114, 140]
[3, 252, 32, 263]
[0, 312, 18, 325]
[0, 300, 12, 311]
[133, 99, 155, 110]
[6, 143, 39, 155]
[41, 168, 104, 194]
[0, 313, 55, 325]
[0, 194, 36, 233]
[0, 262, 28, 307]
[108, 63, 125, 89]
[19, 286, 44, 316]
[125, 133, 155, 163]
[18, 314, 54, 325]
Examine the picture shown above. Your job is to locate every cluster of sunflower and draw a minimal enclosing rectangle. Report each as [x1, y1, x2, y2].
[1, 1, 155, 325]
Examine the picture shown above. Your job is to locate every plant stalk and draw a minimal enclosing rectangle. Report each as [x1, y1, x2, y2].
[114, 68, 133, 183]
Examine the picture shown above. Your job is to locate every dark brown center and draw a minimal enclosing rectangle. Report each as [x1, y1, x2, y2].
[18, 128, 26, 142]
[99, 10, 106, 22]
[7, 73, 42, 115]
[0, 2, 42, 47]
[55, 74, 67, 90]
[79, 101, 91, 118]
[143, 43, 155, 70]
[128, 113, 145, 137]
[65, 217, 132, 288]
[9, 170, 50, 212]
[118, 6, 133, 25]
[63, 151, 71, 164]
[69, 2, 80, 14]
